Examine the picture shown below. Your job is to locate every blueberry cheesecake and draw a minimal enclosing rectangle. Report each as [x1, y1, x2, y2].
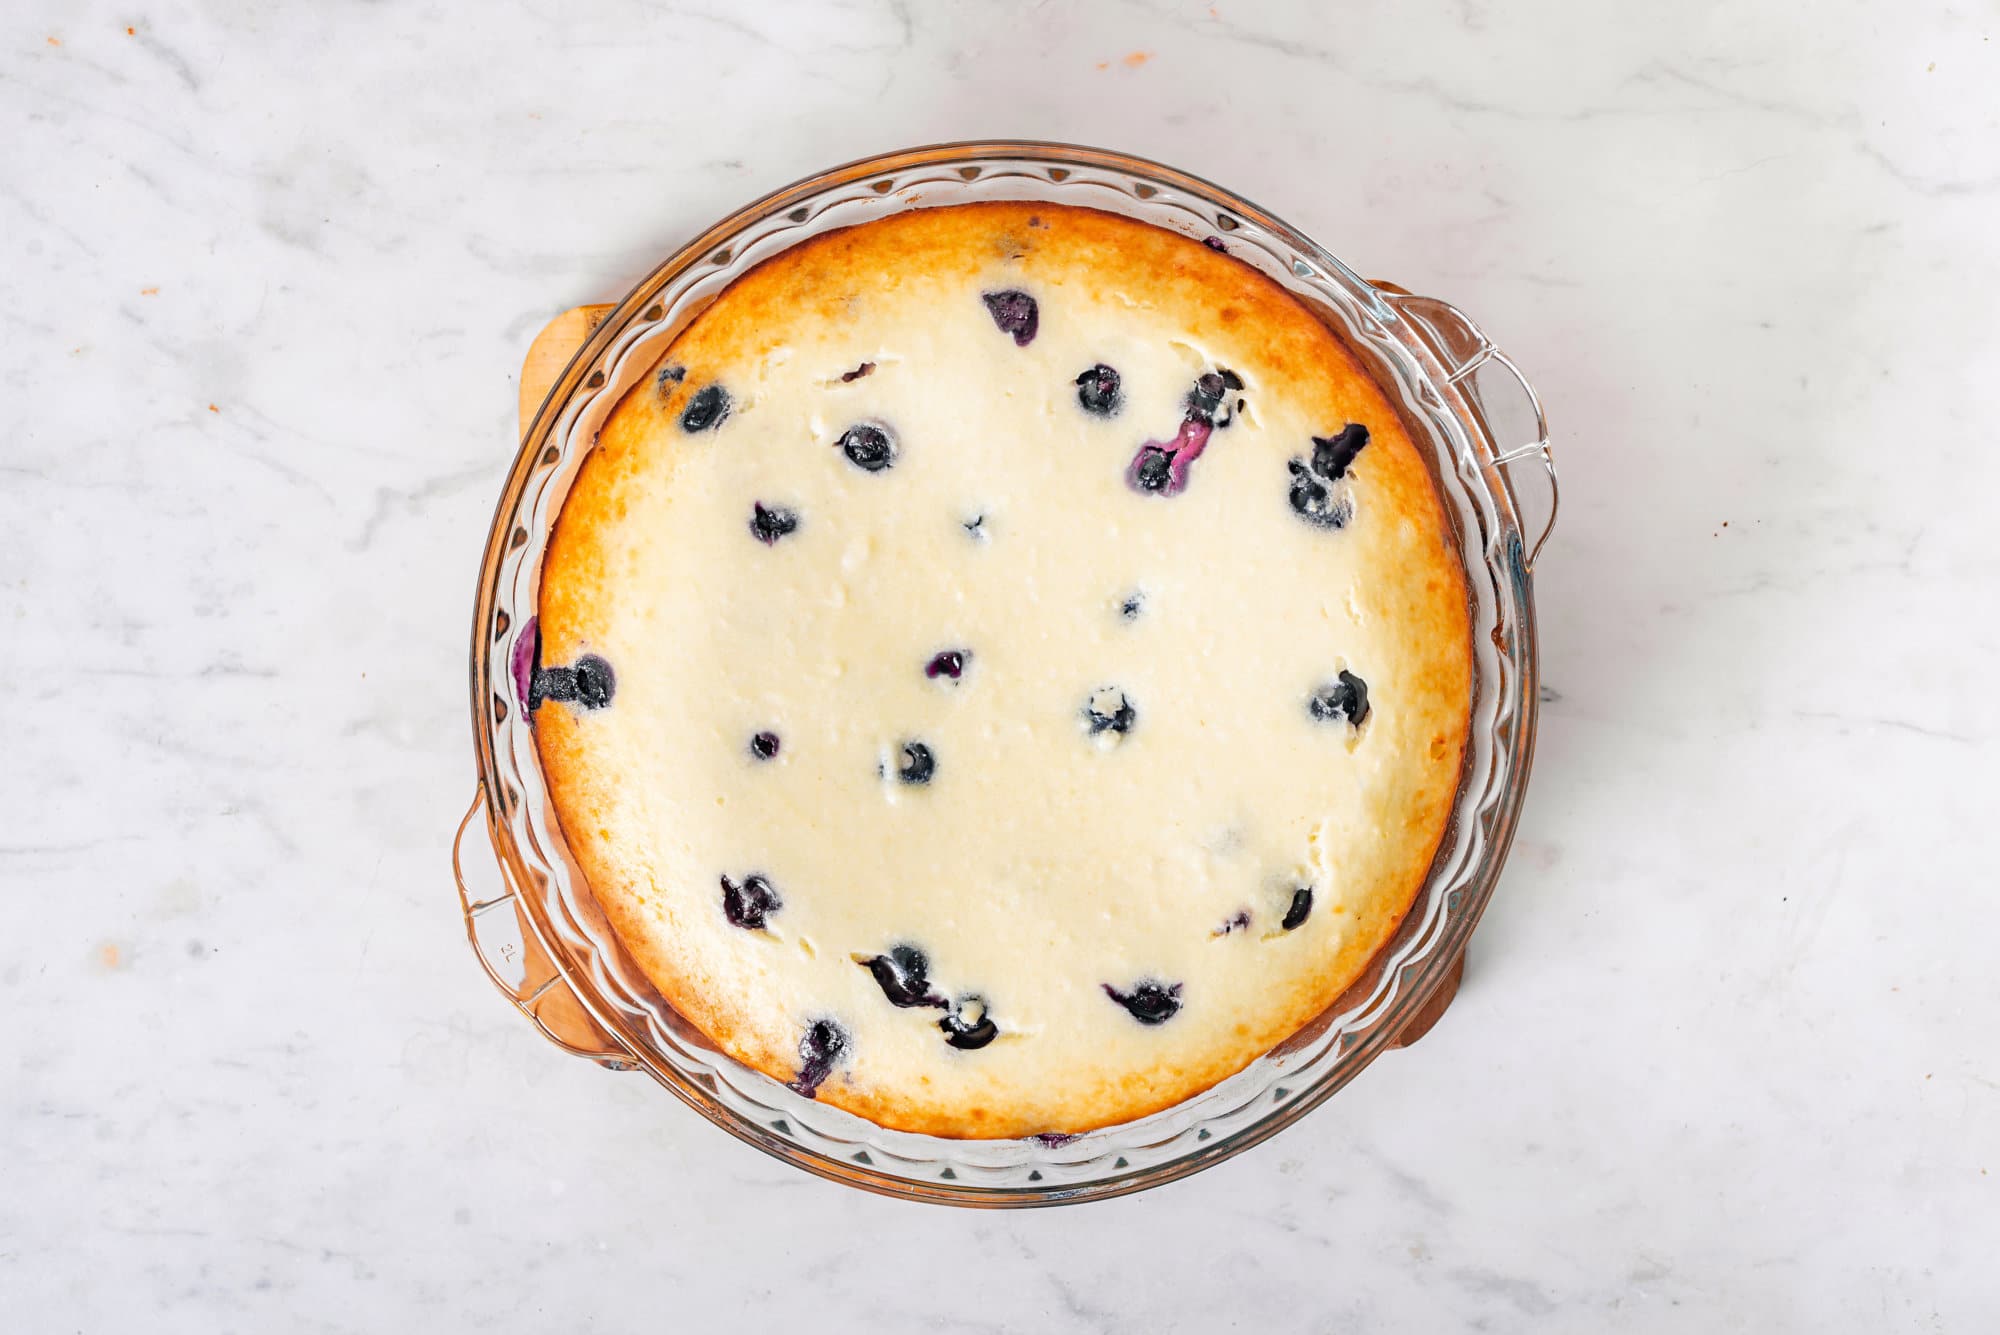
[528, 203, 1470, 1137]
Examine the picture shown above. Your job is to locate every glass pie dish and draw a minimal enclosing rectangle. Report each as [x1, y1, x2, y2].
[455, 141, 1557, 1206]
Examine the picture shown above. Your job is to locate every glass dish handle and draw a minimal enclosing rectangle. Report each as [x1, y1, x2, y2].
[1373, 284, 1558, 572]
[454, 786, 635, 1069]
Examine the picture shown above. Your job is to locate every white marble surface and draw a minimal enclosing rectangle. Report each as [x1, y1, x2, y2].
[4, 0, 1997, 1328]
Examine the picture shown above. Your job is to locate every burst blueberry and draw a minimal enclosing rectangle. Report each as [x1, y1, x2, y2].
[840, 361, 876, 382]
[1103, 980, 1182, 1025]
[924, 650, 967, 681]
[859, 945, 945, 1008]
[839, 422, 896, 472]
[939, 997, 999, 1050]
[981, 290, 1039, 346]
[1131, 444, 1175, 492]
[1126, 371, 1237, 497]
[1287, 459, 1352, 530]
[569, 655, 615, 710]
[1311, 423, 1369, 480]
[1188, 368, 1243, 425]
[529, 666, 575, 709]
[720, 873, 782, 930]
[680, 383, 731, 433]
[1308, 671, 1371, 727]
[1075, 363, 1122, 416]
[532, 653, 615, 711]
[749, 731, 781, 761]
[896, 741, 936, 785]
[1084, 688, 1137, 737]
[788, 1018, 847, 1098]
[748, 502, 799, 545]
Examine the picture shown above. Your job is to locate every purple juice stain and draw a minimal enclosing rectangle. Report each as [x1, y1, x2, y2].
[1125, 417, 1214, 497]
[1125, 369, 1244, 497]
[1029, 1131, 1078, 1148]
[511, 618, 538, 710]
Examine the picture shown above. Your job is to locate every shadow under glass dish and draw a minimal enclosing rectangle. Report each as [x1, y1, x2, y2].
[457, 141, 1556, 1207]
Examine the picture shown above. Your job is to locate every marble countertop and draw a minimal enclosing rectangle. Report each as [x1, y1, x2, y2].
[5, 1, 1996, 1329]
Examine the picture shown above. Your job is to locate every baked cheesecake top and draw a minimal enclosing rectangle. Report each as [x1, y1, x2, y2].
[528, 202, 1470, 1138]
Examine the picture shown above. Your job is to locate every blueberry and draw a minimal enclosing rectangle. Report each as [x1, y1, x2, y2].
[1203, 235, 1228, 253]
[839, 422, 896, 472]
[1188, 368, 1243, 425]
[963, 513, 987, 540]
[787, 1018, 847, 1098]
[1084, 688, 1137, 737]
[524, 635, 608, 715]
[750, 731, 781, 761]
[534, 655, 615, 710]
[840, 361, 876, 382]
[1215, 910, 1252, 936]
[1308, 670, 1371, 727]
[1030, 1131, 1078, 1147]
[680, 383, 731, 433]
[859, 945, 944, 1008]
[748, 502, 799, 545]
[720, 873, 782, 930]
[570, 655, 615, 710]
[939, 997, 999, 1050]
[896, 741, 935, 785]
[1287, 459, 1352, 530]
[1281, 886, 1314, 931]
[1131, 444, 1175, 492]
[924, 650, 967, 681]
[981, 290, 1039, 346]
[1310, 423, 1369, 480]
[656, 364, 686, 396]
[1102, 980, 1182, 1025]
[1075, 363, 1122, 416]
[1120, 592, 1143, 621]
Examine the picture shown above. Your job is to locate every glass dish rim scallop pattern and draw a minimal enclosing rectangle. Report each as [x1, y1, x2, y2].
[465, 140, 1551, 1207]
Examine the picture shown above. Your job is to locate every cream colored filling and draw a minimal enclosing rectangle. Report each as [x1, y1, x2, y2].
[553, 263, 1452, 1127]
